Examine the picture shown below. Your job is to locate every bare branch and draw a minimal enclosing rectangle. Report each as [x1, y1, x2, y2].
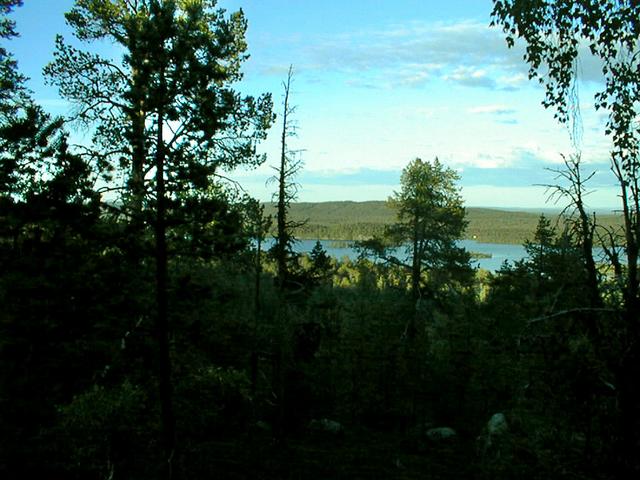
[528, 307, 618, 325]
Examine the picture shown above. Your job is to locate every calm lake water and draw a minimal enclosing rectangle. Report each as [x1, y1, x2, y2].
[265, 239, 528, 272]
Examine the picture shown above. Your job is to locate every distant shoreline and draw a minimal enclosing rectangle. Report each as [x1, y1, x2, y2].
[263, 201, 624, 245]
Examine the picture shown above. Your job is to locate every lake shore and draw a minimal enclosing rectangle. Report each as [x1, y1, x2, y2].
[264, 201, 624, 245]
[263, 238, 528, 272]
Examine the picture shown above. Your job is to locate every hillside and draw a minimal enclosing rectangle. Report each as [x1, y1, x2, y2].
[264, 201, 623, 244]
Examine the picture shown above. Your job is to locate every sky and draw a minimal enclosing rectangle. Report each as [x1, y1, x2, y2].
[7, 0, 621, 210]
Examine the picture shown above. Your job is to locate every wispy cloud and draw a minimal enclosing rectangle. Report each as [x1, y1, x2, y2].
[497, 73, 528, 90]
[256, 20, 535, 90]
[468, 104, 516, 115]
[255, 19, 611, 92]
[444, 66, 496, 89]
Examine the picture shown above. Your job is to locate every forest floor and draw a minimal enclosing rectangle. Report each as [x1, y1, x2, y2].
[183, 429, 477, 479]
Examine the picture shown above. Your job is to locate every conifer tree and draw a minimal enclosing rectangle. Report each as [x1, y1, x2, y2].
[359, 157, 472, 305]
[46, 2, 273, 476]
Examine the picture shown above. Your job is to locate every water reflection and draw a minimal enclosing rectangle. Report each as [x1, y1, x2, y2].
[260, 238, 529, 272]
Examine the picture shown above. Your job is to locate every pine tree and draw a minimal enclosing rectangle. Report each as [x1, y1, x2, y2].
[45, 2, 274, 476]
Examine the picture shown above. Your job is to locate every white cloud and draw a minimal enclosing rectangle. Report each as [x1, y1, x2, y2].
[265, 18, 615, 94]
[462, 185, 549, 207]
[257, 20, 532, 91]
[468, 104, 514, 115]
[444, 66, 496, 89]
[497, 73, 528, 90]
[238, 17, 615, 207]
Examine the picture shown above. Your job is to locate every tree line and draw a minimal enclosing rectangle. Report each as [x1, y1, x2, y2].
[264, 201, 626, 245]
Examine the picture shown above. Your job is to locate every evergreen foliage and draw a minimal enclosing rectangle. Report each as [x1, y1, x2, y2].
[357, 157, 473, 302]
[0, 1, 635, 478]
[264, 200, 625, 244]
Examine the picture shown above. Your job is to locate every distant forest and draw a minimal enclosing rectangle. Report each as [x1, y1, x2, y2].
[265, 201, 624, 244]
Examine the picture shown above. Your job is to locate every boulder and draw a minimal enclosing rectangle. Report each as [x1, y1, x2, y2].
[478, 413, 510, 459]
[487, 413, 508, 436]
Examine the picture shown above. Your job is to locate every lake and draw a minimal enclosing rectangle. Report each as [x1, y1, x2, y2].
[263, 238, 528, 272]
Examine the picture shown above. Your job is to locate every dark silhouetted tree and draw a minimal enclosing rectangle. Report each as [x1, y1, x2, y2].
[492, 1, 640, 472]
[272, 65, 303, 290]
[46, 1, 273, 476]
[359, 158, 472, 314]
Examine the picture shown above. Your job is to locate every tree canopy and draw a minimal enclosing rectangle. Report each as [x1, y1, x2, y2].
[359, 157, 472, 301]
[45, 0, 274, 220]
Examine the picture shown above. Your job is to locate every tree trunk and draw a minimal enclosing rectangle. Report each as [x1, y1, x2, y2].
[612, 160, 640, 475]
[130, 97, 146, 219]
[154, 68, 176, 480]
[251, 235, 262, 397]
[411, 214, 420, 302]
[276, 71, 291, 289]
[574, 186, 602, 338]
[127, 29, 147, 226]
[616, 326, 640, 476]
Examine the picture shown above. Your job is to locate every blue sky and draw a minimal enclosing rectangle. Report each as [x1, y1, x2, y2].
[8, 0, 619, 209]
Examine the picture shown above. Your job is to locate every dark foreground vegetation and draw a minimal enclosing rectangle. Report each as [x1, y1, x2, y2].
[1, 202, 632, 479]
[1, 1, 640, 479]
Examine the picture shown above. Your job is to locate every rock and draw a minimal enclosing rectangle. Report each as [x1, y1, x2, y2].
[308, 418, 344, 435]
[487, 413, 508, 436]
[479, 413, 510, 459]
[426, 426, 457, 440]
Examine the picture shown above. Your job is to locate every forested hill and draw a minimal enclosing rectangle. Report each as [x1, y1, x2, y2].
[264, 201, 623, 244]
